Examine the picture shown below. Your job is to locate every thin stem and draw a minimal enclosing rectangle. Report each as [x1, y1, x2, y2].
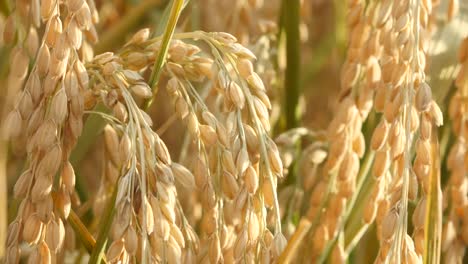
[278, 219, 311, 263]
[0, 42, 11, 258]
[344, 223, 371, 257]
[0, 141, 6, 258]
[317, 150, 375, 263]
[156, 113, 178, 135]
[282, 0, 301, 130]
[423, 131, 442, 264]
[89, 183, 119, 264]
[145, 0, 186, 109]
[68, 209, 98, 255]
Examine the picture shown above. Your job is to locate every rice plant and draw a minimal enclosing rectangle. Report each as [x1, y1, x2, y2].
[0, 0, 467, 263]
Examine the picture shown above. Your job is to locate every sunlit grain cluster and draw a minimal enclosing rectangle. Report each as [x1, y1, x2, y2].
[0, 0, 466, 263]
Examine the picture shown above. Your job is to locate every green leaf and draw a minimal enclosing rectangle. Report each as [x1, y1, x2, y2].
[145, 0, 189, 109]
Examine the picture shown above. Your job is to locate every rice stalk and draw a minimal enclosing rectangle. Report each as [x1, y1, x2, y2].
[1, 0, 467, 263]
[0, 138, 6, 258]
[147, 0, 186, 106]
[423, 130, 442, 264]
